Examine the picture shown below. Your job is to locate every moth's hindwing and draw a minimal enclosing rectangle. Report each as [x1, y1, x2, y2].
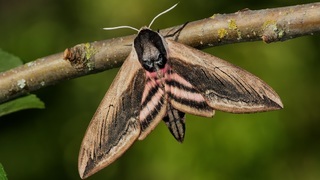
[138, 74, 167, 140]
[166, 40, 283, 112]
[78, 51, 145, 179]
[165, 67, 215, 116]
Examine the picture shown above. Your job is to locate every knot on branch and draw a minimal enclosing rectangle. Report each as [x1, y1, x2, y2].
[63, 43, 97, 72]
[261, 20, 286, 43]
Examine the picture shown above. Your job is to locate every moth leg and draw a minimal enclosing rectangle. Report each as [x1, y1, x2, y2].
[163, 104, 186, 143]
[163, 22, 189, 41]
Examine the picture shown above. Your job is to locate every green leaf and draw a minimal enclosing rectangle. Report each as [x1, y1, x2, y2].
[0, 163, 8, 180]
[0, 49, 45, 117]
[0, 48, 23, 72]
[0, 94, 45, 117]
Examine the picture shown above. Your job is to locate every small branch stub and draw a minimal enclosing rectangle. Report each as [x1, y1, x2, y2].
[63, 43, 97, 72]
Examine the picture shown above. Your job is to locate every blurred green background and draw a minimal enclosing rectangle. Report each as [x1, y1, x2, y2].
[1, 0, 320, 179]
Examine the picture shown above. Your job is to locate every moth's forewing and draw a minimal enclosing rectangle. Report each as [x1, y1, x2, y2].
[166, 40, 283, 113]
[78, 51, 145, 179]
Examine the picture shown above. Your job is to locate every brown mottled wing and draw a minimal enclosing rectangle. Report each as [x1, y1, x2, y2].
[78, 51, 145, 179]
[166, 40, 283, 113]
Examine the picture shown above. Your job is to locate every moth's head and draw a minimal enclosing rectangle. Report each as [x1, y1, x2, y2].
[102, 3, 178, 72]
[134, 28, 167, 72]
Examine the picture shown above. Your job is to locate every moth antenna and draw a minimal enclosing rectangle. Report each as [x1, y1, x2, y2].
[103, 26, 139, 32]
[148, 3, 178, 28]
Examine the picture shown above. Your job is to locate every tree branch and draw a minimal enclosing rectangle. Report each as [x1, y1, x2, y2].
[1, 2, 319, 103]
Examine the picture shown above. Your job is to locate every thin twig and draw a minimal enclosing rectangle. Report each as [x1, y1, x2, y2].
[0, 2, 320, 103]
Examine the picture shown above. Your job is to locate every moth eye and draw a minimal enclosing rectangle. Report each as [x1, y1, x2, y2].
[142, 59, 153, 68]
[158, 54, 163, 61]
[155, 53, 167, 68]
[144, 60, 152, 66]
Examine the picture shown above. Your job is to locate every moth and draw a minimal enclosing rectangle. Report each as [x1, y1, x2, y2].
[78, 4, 283, 179]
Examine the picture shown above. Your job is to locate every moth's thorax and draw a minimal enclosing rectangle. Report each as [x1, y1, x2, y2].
[134, 28, 168, 72]
[145, 63, 170, 80]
